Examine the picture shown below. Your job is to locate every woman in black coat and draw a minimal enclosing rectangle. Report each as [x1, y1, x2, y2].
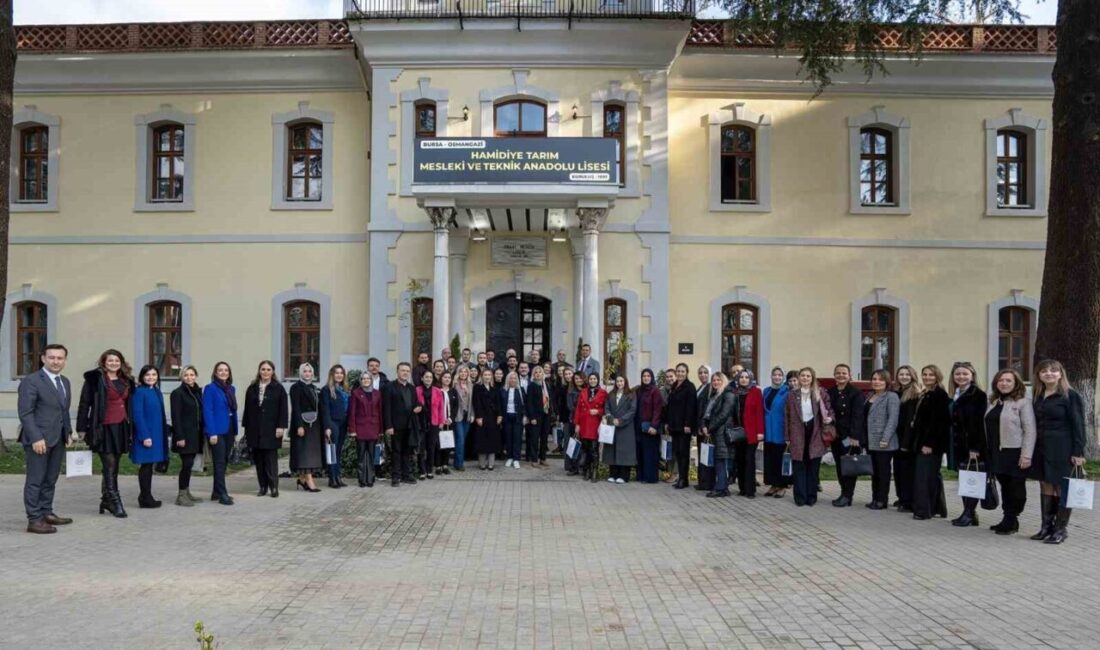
[665, 363, 697, 490]
[949, 362, 988, 528]
[243, 360, 289, 498]
[76, 349, 136, 518]
[472, 368, 501, 470]
[892, 365, 922, 512]
[910, 365, 951, 520]
[525, 366, 551, 466]
[1030, 359, 1088, 545]
[289, 363, 324, 492]
[170, 365, 204, 507]
[694, 365, 715, 492]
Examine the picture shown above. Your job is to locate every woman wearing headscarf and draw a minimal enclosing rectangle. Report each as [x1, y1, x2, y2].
[574, 372, 607, 482]
[635, 369, 662, 484]
[701, 372, 735, 497]
[348, 367, 383, 487]
[289, 363, 324, 492]
[694, 364, 715, 492]
[602, 374, 637, 483]
[762, 367, 791, 498]
[731, 369, 765, 498]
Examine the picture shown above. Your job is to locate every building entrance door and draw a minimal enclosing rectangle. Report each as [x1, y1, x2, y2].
[486, 293, 551, 362]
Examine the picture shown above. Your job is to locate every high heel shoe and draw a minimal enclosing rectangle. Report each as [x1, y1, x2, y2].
[296, 479, 307, 491]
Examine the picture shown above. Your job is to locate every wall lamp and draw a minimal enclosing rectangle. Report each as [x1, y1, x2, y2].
[570, 104, 590, 120]
[448, 105, 470, 122]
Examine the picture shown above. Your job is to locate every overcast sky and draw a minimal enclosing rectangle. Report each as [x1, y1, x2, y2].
[15, 0, 1058, 25]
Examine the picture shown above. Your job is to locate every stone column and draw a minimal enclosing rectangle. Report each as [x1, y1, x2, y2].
[577, 208, 607, 361]
[569, 234, 585, 353]
[427, 207, 452, 358]
[448, 234, 468, 347]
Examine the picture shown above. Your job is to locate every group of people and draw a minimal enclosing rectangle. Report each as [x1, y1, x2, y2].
[16, 342, 1088, 547]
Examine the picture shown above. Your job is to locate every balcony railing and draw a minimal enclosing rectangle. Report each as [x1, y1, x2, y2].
[346, 0, 696, 20]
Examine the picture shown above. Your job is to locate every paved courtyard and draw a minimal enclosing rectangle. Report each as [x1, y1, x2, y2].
[0, 463, 1096, 650]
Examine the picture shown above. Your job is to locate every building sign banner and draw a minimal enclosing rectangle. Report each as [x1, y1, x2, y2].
[414, 137, 618, 185]
[491, 236, 548, 268]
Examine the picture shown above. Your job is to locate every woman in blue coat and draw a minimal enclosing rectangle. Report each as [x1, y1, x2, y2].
[131, 365, 169, 509]
[202, 361, 238, 505]
[762, 368, 794, 498]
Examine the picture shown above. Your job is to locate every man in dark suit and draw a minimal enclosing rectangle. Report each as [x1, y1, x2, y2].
[576, 343, 601, 380]
[17, 343, 74, 534]
[383, 362, 417, 487]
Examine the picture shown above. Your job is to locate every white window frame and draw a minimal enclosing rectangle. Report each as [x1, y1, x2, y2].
[0, 285, 59, 391]
[272, 101, 335, 211]
[400, 78, 450, 197]
[590, 81, 641, 197]
[272, 283, 331, 380]
[134, 104, 196, 212]
[984, 108, 1048, 218]
[848, 106, 910, 216]
[707, 103, 772, 213]
[850, 288, 910, 380]
[11, 106, 60, 213]
[134, 284, 193, 386]
[987, 290, 1039, 385]
[477, 69, 559, 137]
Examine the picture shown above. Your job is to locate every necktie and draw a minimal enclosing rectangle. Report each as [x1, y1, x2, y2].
[54, 376, 66, 401]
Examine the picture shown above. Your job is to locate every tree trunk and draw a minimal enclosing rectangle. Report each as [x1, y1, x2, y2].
[1035, 0, 1100, 457]
[0, 0, 13, 454]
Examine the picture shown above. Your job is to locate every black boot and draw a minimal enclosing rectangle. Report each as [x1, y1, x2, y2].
[1030, 494, 1058, 540]
[1045, 507, 1071, 544]
[951, 499, 979, 527]
[994, 515, 1019, 535]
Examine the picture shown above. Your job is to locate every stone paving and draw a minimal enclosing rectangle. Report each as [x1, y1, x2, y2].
[0, 461, 1097, 649]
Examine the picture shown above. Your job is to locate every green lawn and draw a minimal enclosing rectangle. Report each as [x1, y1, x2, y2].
[0, 443, 286, 476]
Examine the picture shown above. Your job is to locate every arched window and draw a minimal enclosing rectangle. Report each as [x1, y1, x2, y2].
[147, 300, 182, 379]
[720, 125, 755, 203]
[287, 121, 323, 201]
[999, 306, 1032, 377]
[720, 303, 757, 375]
[284, 300, 321, 377]
[411, 297, 434, 362]
[151, 123, 185, 202]
[859, 127, 894, 205]
[14, 301, 47, 377]
[996, 130, 1028, 208]
[860, 305, 897, 378]
[603, 103, 625, 187]
[415, 101, 437, 139]
[603, 298, 627, 377]
[494, 100, 546, 137]
[19, 125, 48, 203]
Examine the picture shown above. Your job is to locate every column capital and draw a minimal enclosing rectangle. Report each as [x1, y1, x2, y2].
[576, 207, 608, 233]
[426, 206, 456, 230]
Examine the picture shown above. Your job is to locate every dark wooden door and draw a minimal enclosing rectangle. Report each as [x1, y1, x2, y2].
[486, 293, 551, 362]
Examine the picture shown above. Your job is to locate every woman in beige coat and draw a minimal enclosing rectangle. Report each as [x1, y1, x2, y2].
[984, 369, 1036, 535]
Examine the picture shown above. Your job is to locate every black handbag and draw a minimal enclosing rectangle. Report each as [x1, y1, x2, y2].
[839, 452, 872, 477]
[723, 393, 746, 446]
[981, 474, 1000, 510]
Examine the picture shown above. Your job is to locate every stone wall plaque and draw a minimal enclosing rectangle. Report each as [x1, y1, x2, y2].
[491, 236, 548, 268]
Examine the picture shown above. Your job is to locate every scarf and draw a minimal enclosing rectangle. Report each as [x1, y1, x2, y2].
[215, 378, 237, 413]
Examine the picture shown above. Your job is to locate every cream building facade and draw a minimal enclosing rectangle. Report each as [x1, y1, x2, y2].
[1, 7, 1056, 427]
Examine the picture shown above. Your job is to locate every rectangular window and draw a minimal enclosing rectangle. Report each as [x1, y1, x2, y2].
[720, 125, 755, 203]
[860, 305, 896, 379]
[603, 298, 627, 378]
[494, 100, 547, 137]
[415, 102, 437, 139]
[15, 301, 47, 377]
[720, 303, 757, 375]
[151, 124, 185, 202]
[148, 301, 182, 379]
[998, 306, 1031, 377]
[411, 297, 433, 363]
[284, 300, 321, 377]
[604, 104, 625, 188]
[859, 128, 894, 206]
[287, 122, 323, 201]
[996, 130, 1029, 208]
[19, 126, 48, 203]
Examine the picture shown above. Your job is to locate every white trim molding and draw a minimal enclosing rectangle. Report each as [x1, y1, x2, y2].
[850, 288, 910, 380]
[598, 282, 641, 379]
[271, 283, 332, 379]
[369, 231, 402, 367]
[707, 102, 772, 213]
[637, 232, 670, 372]
[10, 106, 60, 213]
[984, 108, 1048, 218]
[133, 283, 193, 381]
[987, 289, 1040, 384]
[590, 81, 641, 197]
[468, 276, 569, 356]
[0, 285, 59, 391]
[400, 77, 450, 197]
[847, 106, 911, 216]
[477, 69, 560, 137]
[134, 104, 197, 212]
[271, 101, 335, 211]
[709, 286, 771, 377]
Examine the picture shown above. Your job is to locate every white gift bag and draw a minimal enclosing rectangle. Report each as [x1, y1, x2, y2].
[566, 437, 581, 461]
[65, 450, 93, 477]
[957, 468, 987, 499]
[660, 437, 673, 461]
[438, 429, 455, 450]
[191, 454, 205, 474]
[325, 442, 338, 465]
[1064, 468, 1094, 510]
[699, 442, 715, 467]
[598, 423, 616, 445]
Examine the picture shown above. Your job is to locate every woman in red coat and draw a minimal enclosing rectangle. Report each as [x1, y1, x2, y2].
[573, 371, 607, 483]
[731, 370, 766, 498]
[347, 371, 384, 487]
